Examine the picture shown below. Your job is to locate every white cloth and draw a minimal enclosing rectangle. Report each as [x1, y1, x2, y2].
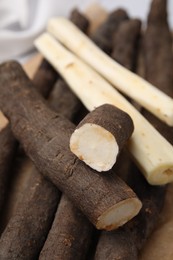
[0, 0, 92, 61]
[0, 0, 173, 62]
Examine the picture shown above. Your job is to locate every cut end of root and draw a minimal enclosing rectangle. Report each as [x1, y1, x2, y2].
[70, 123, 119, 172]
[96, 198, 142, 231]
[146, 165, 173, 185]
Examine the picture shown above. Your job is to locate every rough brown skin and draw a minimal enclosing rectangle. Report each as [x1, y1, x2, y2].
[40, 13, 94, 260]
[0, 168, 60, 260]
[143, 0, 172, 96]
[95, 155, 166, 260]
[125, 165, 166, 252]
[95, 225, 138, 260]
[47, 9, 89, 123]
[0, 59, 61, 258]
[0, 66, 86, 260]
[0, 61, 140, 230]
[48, 79, 82, 121]
[0, 125, 16, 216]
[39, 196, 93, 260]
[70, 8, 90, 33]
[91, 9, 129, 54]
[0, 155, 36, 231]
[0, 12, 91, 259]
[39, 77, 93, 260]
[112, 19, 141, 71]
[94, 150, 138, 260]
[0, 57, 58, 226]
[94, 15, 141, 260]
[95, 2, 169, 258]
[33, 9, 88, 99]
[32, 58, 58, 98]
[134, 0, 173, 248]
[114, 152, 166, 256]
[125, 10, 171, 251]
[73, 104, 134, 153]
[142, 0, 173, 144]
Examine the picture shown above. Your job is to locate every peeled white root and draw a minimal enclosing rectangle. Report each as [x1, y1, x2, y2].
[70, 123, 119, 172]
[0, 111, 9, 131]
[35, 33, 173, 185]
[47, 17, 173, 127]
[97, 198, 142, 230]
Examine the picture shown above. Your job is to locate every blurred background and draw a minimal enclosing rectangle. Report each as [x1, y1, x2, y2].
[0, 0, 173, 62]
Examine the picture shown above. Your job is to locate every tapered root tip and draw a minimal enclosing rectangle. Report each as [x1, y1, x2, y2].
[96, 198, 142, 231]
[70, 123, 119, 172]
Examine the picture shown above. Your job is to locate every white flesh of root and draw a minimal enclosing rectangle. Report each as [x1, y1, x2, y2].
[35, 33, 173, 185]
[47, 17, 173, 127]
[0, 111, 9, 131]
[97, 198, 142, 230]
[70, 123, 119, 172]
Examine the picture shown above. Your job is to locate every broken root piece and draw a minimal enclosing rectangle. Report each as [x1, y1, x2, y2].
[70, 104, 134, 172]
